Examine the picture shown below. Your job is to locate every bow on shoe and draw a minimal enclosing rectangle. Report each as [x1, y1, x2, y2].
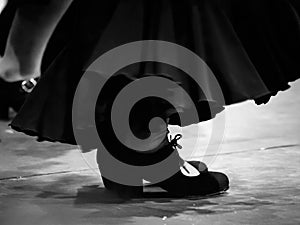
[169, 133, 208, 175]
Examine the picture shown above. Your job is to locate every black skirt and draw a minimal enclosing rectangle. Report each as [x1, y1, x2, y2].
[11, 0, 300, 145]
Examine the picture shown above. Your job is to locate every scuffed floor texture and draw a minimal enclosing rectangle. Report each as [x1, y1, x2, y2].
[0, 80, 299, 225]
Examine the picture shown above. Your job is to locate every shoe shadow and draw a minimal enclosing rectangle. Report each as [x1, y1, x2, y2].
[74, 184, 228, 204]
[74, 185, 179, 204]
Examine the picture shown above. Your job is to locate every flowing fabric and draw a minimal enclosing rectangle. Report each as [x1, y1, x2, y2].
[10, 0, 300, 145]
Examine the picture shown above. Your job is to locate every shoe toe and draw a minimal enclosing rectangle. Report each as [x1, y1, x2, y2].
[209, 171, 229, 192]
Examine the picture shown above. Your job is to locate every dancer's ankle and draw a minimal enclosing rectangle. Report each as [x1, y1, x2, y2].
[0, 57, 39, 82]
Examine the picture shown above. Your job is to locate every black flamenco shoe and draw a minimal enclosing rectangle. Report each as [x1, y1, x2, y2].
[151, 134, 229, 197]
[100, 133, 228, 198]
[0, 78, 37, 120]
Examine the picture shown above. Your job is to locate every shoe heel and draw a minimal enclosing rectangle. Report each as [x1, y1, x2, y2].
[101, 176, 143, 199]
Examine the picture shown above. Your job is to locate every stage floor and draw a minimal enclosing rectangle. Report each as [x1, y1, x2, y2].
[0, 81, 299, 225]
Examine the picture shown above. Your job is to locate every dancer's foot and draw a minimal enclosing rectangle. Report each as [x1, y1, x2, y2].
[0, 55, 39, 119]
[100, 133, 229, 198]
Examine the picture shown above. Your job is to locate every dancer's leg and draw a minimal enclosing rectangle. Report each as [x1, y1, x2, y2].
[0, 0, 73, 82]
